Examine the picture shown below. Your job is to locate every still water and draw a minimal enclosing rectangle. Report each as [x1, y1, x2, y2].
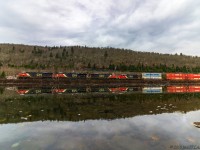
[0, 85, 200, 150]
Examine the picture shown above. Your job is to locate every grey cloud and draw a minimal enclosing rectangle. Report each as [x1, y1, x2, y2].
[0, 0, 200, 55]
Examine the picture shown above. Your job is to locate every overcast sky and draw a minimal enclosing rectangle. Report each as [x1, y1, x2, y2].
[0, 0, 200, 56]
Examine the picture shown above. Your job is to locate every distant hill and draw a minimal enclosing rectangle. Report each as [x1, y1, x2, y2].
[0, 43, 200, 75]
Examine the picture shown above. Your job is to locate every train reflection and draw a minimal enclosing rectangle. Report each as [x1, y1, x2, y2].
[167, 86, 200, 93]
[13, 85, 200, 95]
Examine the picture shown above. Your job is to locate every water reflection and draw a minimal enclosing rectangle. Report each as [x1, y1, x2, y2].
[0, 85, 200, 150]
[0, 111, 200, 150]
[1, 87, 200, 123]
[3, 85, 200, 95]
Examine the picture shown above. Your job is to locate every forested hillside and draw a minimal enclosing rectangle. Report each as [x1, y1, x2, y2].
[0, 43, 200, 75]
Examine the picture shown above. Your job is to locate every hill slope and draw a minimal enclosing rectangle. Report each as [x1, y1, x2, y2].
[0, 43, 200, 75]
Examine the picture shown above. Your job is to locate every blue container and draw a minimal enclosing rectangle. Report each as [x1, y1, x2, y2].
[142, 73, 162, 79]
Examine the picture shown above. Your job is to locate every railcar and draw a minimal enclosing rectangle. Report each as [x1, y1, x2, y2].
[16, 87, 52, 95]
[127, 74, 141, 79]
[166, 73, 187, 80]
[52, 73, 67, 78]
[142, 73, 162, 80]
[187, 74, 200, 80]
[118, 74, 128, 79]
[42, 73, 54, 78]
[66, 73, 78, 78]
[66, 73, 87, 78]
[108, 74, 118, 79]
[90, 73, 111, 79]
[17, 72, 31, 79]
[18, 72, 53, 79]
[77, 73, 88, 78]
[166, 73, 200, 81]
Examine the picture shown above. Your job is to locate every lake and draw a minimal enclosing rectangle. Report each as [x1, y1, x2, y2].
[0, 85, 200, 150]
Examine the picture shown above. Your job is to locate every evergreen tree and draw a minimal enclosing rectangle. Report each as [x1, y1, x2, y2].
[1, 71, 5, 78]
[87, 62, 91, 68]
[71, 47, 74, 56]
[104, 51, 108, 59]
[50, 52, 53, 57]
[92, 63, 96, 70]
[55, 53, 60, 59]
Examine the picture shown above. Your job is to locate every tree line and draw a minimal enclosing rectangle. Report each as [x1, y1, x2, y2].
[89, 63, 200, 73]
[6, 61, 200, 73]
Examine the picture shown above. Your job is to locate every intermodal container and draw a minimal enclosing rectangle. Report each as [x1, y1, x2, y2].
[142, 87, 162, 93]
[142, 73, 162, 79]
[187, 74, 200, 80]
[166, 73, 187, 80]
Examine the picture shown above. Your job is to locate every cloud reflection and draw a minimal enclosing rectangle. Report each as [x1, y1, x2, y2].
[0, 110, 200, 150]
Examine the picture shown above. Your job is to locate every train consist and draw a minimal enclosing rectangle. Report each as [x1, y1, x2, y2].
[17, 72, 200, 80]
[15, 85, 200, 95]
[17, 72, 134, 79]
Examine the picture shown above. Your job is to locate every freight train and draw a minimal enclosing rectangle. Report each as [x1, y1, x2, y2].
[17, 72, 200, 81]
[17, 72, 131, 79]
